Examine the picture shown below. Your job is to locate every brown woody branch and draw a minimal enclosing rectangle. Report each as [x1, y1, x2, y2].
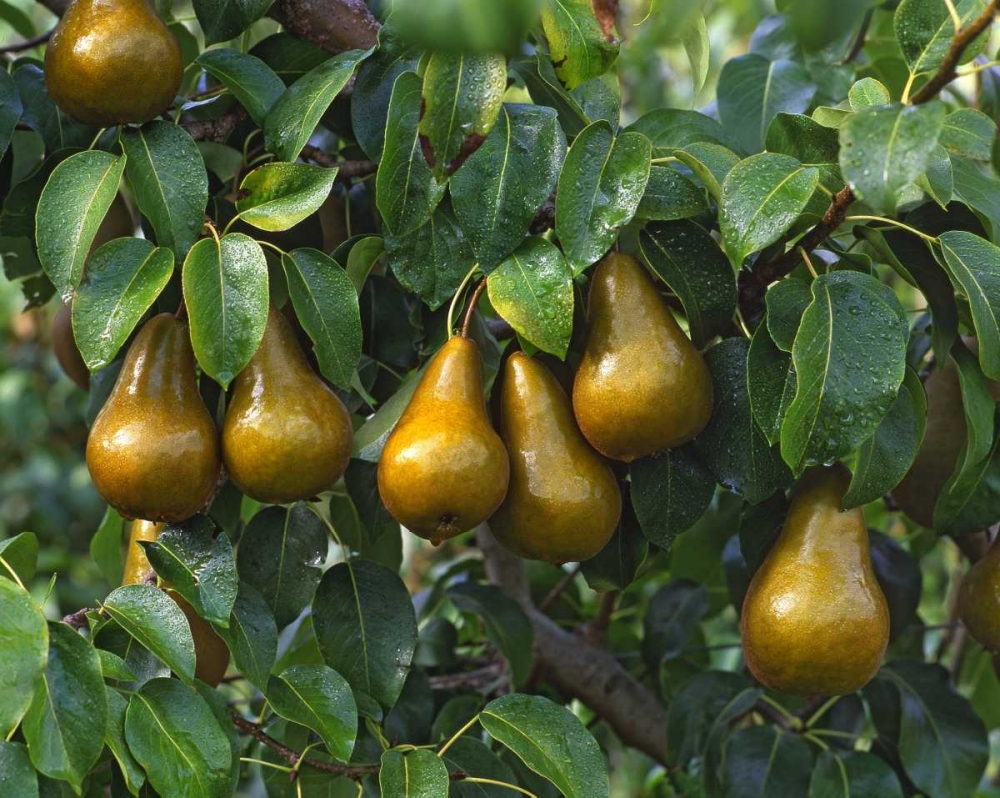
[183, 107, 248, 143]
[299, 145, 377, 179]
[739, 0, 1000, 320]
[0, 29, 52, 55]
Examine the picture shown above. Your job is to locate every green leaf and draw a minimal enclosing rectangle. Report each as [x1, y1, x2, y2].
[391, 0, 540, 54]
[282, 248, 362, 389]
[696, 338, 792, 503]
[236, 503, 326, 628]
[236, 163, 337, 232]
[0, 69, 22, 157]
[540, 0, 619, 89]
[70, 239, 174, 371]
[918, 144, 955, 208]
[23, 623, 107, 791]
[379, 748, 450, 797]
[673, 142, 742, 201]
[265, 50, 370, 162]
[894, 0, 989, 75]
[580, 501, 649, 591]
[642, 579, 708, 668]
[747, 322, 796, 446]
[216, 582, 277, 690]
[849, 78, 892, 109]
[682, 14, 711, 93]
[808, 750, 905, 798]
[418, 52, 508, 179]
[486, 237, 574, 358]
[639, 220, 736, 347]
[196, 48, 285, 125]
[0, 742, 37, 798]
[313, 559, 418, 712]
[351, 25, 420, 161]
[933, 430, 1000, 535]
[122, 121, 208, 258]
[125, 678, 233, 798]
[181, 232, 269, 388]
[143, 517, 238, 628]
[840, 102, 947, 215]
[0, 531, 38, 586]
[193, 0, 273, 45]
[721, 727, 813, 797]
[103, 585, 197, 683]
[13, 65, 92, 153]
[267, 665, 357, 761]
[555, 121, 651, 274]
[36, 150, 126, 302]
[449, 583, 534, 689]
[376, 71, 446, 235]
[940, 108, 996, 161]
[626, 108, 732, 155]
[938, 231, 1000, 380]
[481, 694, 609, 798]
[451, 104, 566, 271]
[630, 447, 715, 549]
[636, 166, 708, 222]
[384, 201, 475, 310]
[105, 689, 145, 795]
[865, 661, 988, 798]
[89, 507, 125, 588]
[509, 54, 591, 138]
[717, 54, 816, 154]
[0, 579, 48, 739]
[443, 737, 518, 798]
[720, 153, 819, 267]
[345, 235, 385, 293]
[780, 271, 908, 473]
[98, 650, 137, 682]
[765, 113, 842, 188]
[844, 367, 927, 509]
[352, 368, 421, 461]
[950, 155, 1000, 241]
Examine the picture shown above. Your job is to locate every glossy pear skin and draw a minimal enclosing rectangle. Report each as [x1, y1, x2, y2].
[572, 253, 713, 462]
[742, 466, 890, 696]
[378, 336, 510, 544]
[959, 537, 1000, 650]
[87, 314, 221, 522]
[222, 307, 353, 504]
[45, 0, 183, 127]
[491, 353, 621, 564]
[123, 521, 229, 685]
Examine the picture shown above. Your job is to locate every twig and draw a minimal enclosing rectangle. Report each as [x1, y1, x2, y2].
[841, 9, 873, 64]
[428, 662, 507, 692]
[460, 279, 488, 339]
[299, 145, 377, 179]
[538, 565, 582, 613]
[183, 107, 248, 143]
[585, 591, 618, 647]
[62, 607, 95, 630]
[0, 29, 53, 55]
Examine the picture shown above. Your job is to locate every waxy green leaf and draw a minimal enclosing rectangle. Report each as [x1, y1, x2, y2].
[268, 665, 358, 761]
[0, 579, 48, 739]
[103, 585, 197, 683]
[541, 0, 619, 89]
[196, 48, 285, 125]
[236, 163, 337, 232]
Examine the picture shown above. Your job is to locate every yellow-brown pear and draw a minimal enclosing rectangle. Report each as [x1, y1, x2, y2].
[573, 252, 713, 462]
[378, 336, 509, 544]
[44, 0, 183, 127]
[87, 314, 221, 522]
[959, 536, 1000, 651]
[123, 520, 229, 686]
[742, 465, 890, 696]
[222, 307, 353, 504]
[491, 352, 621, 564]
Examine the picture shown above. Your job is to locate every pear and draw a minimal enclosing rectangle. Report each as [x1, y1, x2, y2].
[44, 0, 183, 127]
[572, 252, 713, 462]
[222, 307, 353, 504]
[53, 303, 90, 391]
[122, 520, 230, 685]
[491, 352, 621, 564]
[742, 465, 890, 695]
[959, 536, 1000, 651]
[378, 336, 509, 544]
[87, 314, 221, 522]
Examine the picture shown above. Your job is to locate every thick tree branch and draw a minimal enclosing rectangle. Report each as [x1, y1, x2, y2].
[183, 107, 248, 143]
[0, 29, 53, 54]
[739, 0, 999, 320]
[299, 145, 376, 178]
[477, 529, 670, 765]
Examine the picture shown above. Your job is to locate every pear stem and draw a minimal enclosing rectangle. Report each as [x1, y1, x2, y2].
[460, 279, 488, 339]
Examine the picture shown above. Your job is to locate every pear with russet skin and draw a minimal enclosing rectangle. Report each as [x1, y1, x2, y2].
[572, 252, 713, 463]
[959, 536, 1000, 651]
[378, 335, 509, 544]
[491, 352, 621, 564]
[741, 465, 890, 696]
[86, 314, 221, 522]
[123, 520, 229, 686]
[44, 0, 183, 127]
[222, 306, 353, 504]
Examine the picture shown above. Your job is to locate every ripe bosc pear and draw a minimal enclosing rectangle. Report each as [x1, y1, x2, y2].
[490, 352, 621, 564]
[378, 336, 510, 544]
[44, 0, 183, 127]
[123, 520, 229, 686]
[222, 307, 353, 504]
[742, 465, 890, 695]
[53, 303, 90, 391]
[572, 252, 713, 462]
[87, 314, 221, 522]
[959, 536, 1000, 650]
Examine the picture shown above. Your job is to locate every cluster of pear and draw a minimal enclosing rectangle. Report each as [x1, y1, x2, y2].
[44, 0, 183, 127]
[86, 306, 354, 522]
[377, 252, 714, 563]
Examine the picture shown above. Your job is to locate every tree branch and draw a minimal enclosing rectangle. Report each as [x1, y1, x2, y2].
[0, 29, 52, 54]
[299, 145, 377, 178]
[477, 529, 669, 765]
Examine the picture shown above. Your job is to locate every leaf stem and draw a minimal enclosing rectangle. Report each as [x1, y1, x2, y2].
[943, 0, 963, 31]
[88, 127, 107, 151]
[802, 732, 831, 751]
[437, 713, 482, 758]
[758, 694, 801, 730]
[460, 778, 538, 797]
[447, 264, 481, 339]
[805, 695, 841, 728]
[0, 556, 26, 591]
[844, 215, 938, 243]
[257, 239, 286, 258]
[799, 247, 819, 279]
[241, 757, 292, 773]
